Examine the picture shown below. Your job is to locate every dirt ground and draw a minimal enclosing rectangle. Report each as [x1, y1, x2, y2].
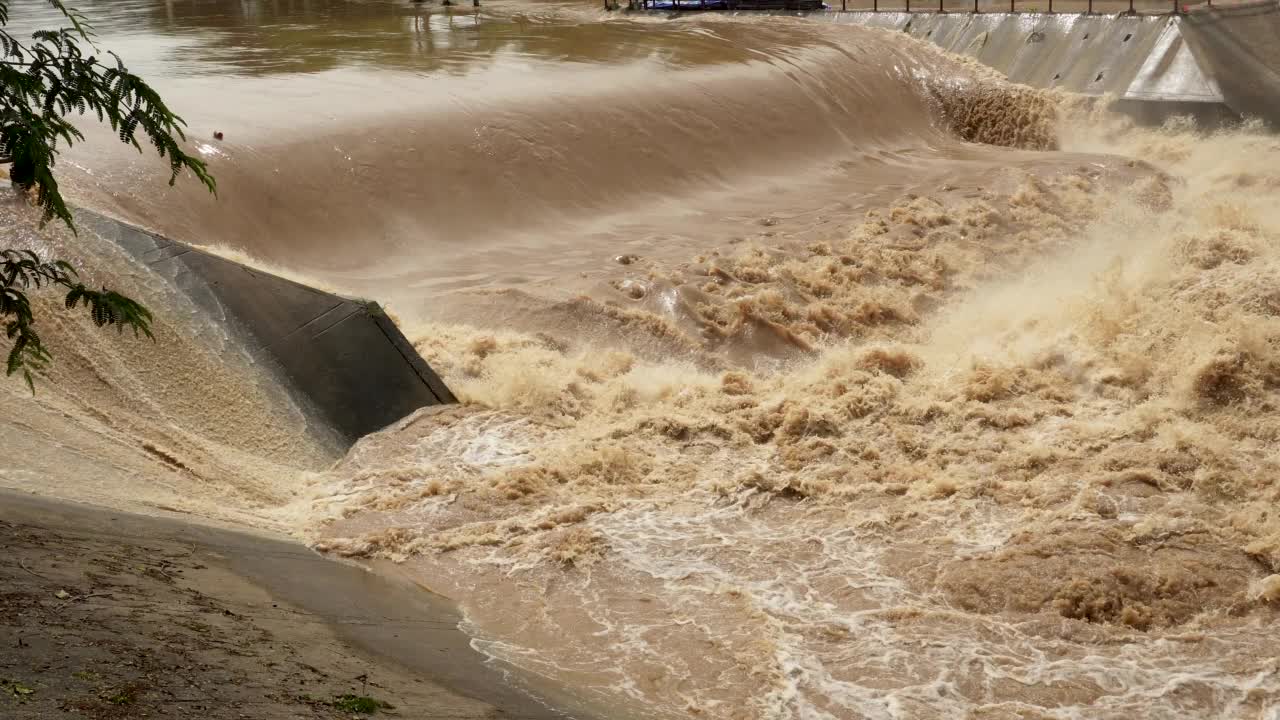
[0, 494, 538, 720]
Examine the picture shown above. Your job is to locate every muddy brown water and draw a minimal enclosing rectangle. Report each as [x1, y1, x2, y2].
[3, 0, 1280, 718]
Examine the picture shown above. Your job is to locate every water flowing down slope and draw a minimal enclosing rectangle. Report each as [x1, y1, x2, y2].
[1, 2, 1277, 717]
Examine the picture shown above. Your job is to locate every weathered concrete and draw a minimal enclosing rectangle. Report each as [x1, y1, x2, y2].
[1181, 0, 1280, 127]
[79, 210, 455, 447]
[702, 5, 1280, 125]
[815, 11, 1235, 123]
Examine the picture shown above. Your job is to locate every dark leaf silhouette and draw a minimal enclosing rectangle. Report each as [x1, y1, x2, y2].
[0, 0, 213, 389]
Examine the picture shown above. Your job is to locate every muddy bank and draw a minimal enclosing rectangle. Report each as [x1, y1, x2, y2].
[0, 490, 598, 719]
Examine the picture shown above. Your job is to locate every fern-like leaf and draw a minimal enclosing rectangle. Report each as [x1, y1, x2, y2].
[0, 1, 192, 390]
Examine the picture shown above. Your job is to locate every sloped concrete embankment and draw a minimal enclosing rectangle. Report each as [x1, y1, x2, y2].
[1181, 0, 1280, 126]
[810, 9, 1280, 126]
[81, 210, 455, 448]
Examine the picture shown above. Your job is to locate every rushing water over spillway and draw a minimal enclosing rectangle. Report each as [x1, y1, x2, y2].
[3, 1, 1280, 718]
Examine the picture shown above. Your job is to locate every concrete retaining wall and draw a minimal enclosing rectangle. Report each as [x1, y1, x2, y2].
[644, 6, 1280, 123]
[1181, 0, 1280, 127]
[80, 210, 455, 447]
[812, 11, 1235, 123]
[709, 5, 1272, 125]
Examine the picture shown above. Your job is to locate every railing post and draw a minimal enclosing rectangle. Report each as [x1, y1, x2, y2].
[1087, 0, 1092, 12]
[939, 0, 944, 13]
[1010, 0, 1014, 11]
[873, 0, 877, 11]
[974, 0, 978, 12]
[906, 0, 910, 12]
[1049, 0, 1052, 11]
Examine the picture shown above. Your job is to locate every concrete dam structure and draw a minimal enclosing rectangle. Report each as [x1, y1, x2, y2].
[1179, 0, 1280, 126]
[755, 2, 1280, 126]
[79, 210, 456, 447]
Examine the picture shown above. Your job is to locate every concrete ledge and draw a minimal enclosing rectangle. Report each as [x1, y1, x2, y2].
[79, 210, 455, 447]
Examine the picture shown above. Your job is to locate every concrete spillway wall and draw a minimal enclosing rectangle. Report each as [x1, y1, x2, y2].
[80, 210, 456, 448]
[1181, 0, 1280, 127]
[764, 3, 1280, 126]
[815, 11, 1235, 123]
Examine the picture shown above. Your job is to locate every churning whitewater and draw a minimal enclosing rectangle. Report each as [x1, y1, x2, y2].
[311, 113, 1280, 718]
[2, 2, 1278, 718]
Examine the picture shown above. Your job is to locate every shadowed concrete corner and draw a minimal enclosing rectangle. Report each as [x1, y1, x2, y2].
[76, 209, 456, 448]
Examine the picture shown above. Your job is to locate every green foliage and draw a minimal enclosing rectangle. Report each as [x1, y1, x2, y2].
[3, 678, 36, 701]
[297, 693, 395, 715]
[0, 0, 216, 389]
[103, 682, 144, 706]
[1, 248, 153, 390]
[330, 695, 394, 714]
[0, 0, 215, 226]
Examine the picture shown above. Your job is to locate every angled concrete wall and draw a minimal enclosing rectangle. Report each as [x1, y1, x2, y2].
[815, 11, 1233, 123]
[79, 210, 455, 447]
[1181, 0, 1280, 127]
[647, 6, 1280, 124]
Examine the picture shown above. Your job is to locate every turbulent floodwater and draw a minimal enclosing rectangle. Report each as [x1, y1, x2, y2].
[2, 0, 1279, 718]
